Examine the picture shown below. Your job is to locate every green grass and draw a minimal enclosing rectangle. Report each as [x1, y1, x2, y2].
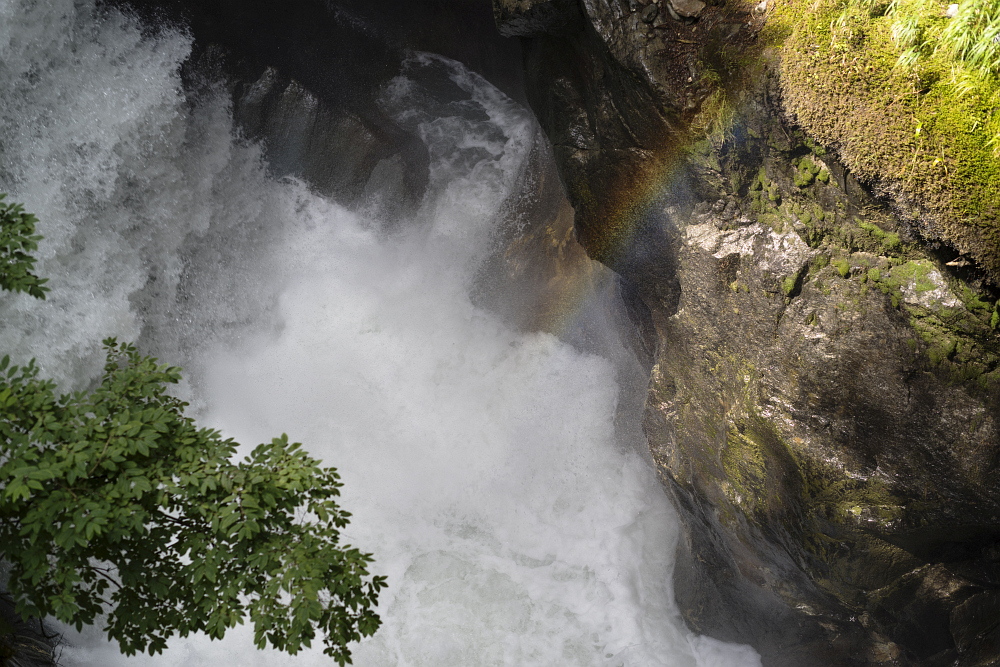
[871, 0, 1000, 152]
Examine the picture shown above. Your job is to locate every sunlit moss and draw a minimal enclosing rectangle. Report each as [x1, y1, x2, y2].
[766, 0, 1000, 279]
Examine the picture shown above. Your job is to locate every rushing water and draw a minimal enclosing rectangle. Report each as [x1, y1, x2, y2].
[0, 2, 761, 666]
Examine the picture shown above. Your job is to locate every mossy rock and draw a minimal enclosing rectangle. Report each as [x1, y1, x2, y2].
[767, 0, 1000, 282]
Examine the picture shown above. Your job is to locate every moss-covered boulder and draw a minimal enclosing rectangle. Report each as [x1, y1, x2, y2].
[772, 0, 1000, 282]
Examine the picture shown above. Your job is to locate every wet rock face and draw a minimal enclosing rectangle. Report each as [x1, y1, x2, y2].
[109, 0, 530, 217]
[494, 0, 583, 37]
[494, 1, 1000, 664]
[501, 0, 762, 276]
[224, 63, 428, 216]
[649, 139, 1000, 664]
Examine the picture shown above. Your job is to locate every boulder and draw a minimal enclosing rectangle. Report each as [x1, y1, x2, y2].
[668, 0, 706, 18]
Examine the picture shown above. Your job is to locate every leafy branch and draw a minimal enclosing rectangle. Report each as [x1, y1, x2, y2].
[0, 197, 384, 665]
[0, 195, 49, 300]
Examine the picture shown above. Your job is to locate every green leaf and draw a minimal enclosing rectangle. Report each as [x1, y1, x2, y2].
[0, 199, 384, 663]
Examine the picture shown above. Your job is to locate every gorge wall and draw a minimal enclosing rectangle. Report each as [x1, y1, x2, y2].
[493, 0, 1000, 665]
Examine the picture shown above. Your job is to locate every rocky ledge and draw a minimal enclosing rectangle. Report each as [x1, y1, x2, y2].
[493, 0, 1000, 664]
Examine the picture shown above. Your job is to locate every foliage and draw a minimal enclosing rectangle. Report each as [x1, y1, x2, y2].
[831, 0, 1000, 75]
[881, 0, 1000, 79]
[940, 0, 1000, 75]
[891, 0, 1000, 150]
[0, 196, 49, 300]
[0, 198, 384, 665]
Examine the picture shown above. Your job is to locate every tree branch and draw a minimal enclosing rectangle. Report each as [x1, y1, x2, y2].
[84, 565, 122, 591]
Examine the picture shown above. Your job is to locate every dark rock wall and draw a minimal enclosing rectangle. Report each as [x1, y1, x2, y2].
[494, 1, 1000, 665]
[1, 566, 57, 667]
[513, 0, 685, 271]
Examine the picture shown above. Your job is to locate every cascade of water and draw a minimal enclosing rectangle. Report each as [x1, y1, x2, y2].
[0, 2, 761, 666]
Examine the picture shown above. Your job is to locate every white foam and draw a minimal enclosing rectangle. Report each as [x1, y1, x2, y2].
[1, 4, 760, 666]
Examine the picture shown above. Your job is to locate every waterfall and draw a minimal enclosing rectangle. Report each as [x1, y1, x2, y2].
[0, 2, 761, 665]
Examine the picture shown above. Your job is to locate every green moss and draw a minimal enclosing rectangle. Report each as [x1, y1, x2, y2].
[889, 259, 936, 293]
[796, 218, 826, 248]
[794, 171, 814, 188]
[834, 258, 851, 277]
[795, 456, 911, 581]
[793, 156, 822, 187]
[689, 138, 723, 171]
[864, 258, 937, 316]
[760, 210, 786, 233]
[804, 136, 827, 156]
[991, 310, 999, 329]
[722, 424, 769, 508]
[905, 299, 1000, 374]
[768, 0, 1000, 280]
[854, 219, 904, 254]
[782, 275, 798, 295]
[691, 138, 713, 156]
[928, 338, 957, 365]
[720, 413, 805, 521]
[962, 286, 992, 311]
[768, 182, 782, 202]
[858, 220, 882, 236]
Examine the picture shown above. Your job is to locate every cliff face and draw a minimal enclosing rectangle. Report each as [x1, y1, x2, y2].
[494, 1, 1000, 664]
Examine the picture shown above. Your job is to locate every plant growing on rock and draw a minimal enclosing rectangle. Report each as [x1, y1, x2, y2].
[773, 0, 1000, 276]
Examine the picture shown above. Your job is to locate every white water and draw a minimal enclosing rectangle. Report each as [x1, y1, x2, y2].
[0, 2, 760, 666]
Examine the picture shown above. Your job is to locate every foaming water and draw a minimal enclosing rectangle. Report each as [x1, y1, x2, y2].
[0, 3, 760, 666]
